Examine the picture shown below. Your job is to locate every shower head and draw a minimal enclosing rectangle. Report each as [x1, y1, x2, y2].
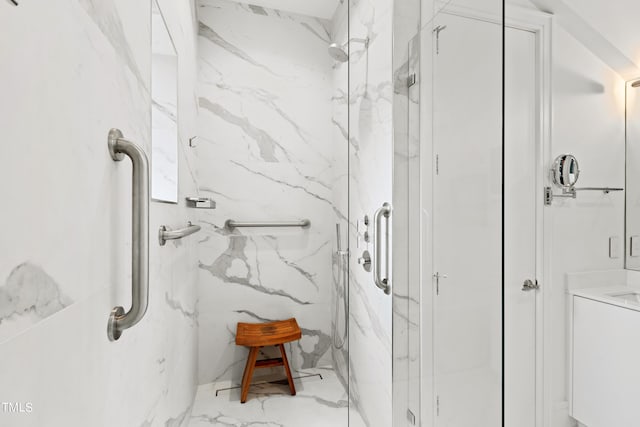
[328, 43, 349, 63]
[328, 38, 369, 62]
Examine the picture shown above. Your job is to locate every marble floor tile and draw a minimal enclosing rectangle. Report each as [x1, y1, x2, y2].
[188, 367, 360, 427]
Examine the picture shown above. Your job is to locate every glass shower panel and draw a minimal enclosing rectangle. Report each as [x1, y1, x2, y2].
[392, 0, 422, 425]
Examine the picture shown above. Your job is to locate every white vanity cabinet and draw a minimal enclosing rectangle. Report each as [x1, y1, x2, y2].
[570, 294, 640, 427]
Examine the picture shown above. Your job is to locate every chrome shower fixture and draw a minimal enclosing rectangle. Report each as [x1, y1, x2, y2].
[328, 37, 370, 62]
[333, 223, 348, 349]
[328, 43, 349, 62]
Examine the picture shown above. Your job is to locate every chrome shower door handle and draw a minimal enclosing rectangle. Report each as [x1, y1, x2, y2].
[107, 128, 150, 341]
[373, 202, 392, 295]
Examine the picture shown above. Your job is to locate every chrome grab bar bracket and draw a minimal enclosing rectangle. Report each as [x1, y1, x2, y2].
[373, 202, 392, 295]
[107, 128, 150, 341]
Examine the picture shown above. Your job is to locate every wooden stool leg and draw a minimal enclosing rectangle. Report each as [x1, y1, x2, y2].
[278, 343, 296, 396]
[241, 347, 259, 403]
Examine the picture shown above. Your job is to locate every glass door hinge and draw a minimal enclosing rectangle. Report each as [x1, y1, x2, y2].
[407, 73, 417, 87]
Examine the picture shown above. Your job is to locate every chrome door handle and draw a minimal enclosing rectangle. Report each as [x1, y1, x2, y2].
[522, 279, 539, 292]
[373, 202, 392, 295]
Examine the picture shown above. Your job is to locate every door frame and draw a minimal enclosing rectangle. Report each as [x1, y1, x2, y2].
[421, 4, 552, 427]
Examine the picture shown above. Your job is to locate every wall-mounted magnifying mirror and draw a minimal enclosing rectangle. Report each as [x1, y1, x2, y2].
[151, 0, 178, 203]
[552, 154, 580, 189]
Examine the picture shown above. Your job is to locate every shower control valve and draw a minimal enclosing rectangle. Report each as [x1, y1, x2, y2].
[358, 250, 372, 272]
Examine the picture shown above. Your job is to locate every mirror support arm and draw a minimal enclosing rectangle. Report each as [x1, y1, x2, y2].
[544, 186, 575, 206]
[545, 186, 624, 206]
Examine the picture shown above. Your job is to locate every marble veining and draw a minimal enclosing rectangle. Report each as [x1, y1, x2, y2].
[347, 0, 395, 424]
[329, 0, 350, 392]
[198, 21, 279, 77]
[0, 0, 200, 424]
[0, 263, 72, 331]
[188, 368, 354, 427]
[196, 0, 338, 386]
[199, 236, 313, 305]
[77, 0, 148, 93]
[198, 98, 283, 162]
[165, 292, 198, 322]
[165, 406, 193, 427]
[153, 100, 178, 123]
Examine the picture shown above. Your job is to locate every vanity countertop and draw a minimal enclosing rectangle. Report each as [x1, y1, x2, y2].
[569, 285, 640, 312]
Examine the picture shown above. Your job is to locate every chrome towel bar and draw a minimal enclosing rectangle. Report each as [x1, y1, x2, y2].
[107, 128, 149, 342]
[225, 219, 311, 229]
[158, 222, 201, 246]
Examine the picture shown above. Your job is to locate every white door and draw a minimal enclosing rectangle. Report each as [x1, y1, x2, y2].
[504, 24, 538, 427]
[432, 12, 538, 427]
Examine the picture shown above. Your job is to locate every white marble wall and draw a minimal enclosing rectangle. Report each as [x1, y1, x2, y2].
[330, 0, 351, 391]
[0, 0, 200, 425]
[195, 0, 340, 385]
[347, 0, 395, 425]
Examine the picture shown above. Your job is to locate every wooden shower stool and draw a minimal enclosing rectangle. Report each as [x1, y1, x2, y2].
[235, 318, 302, 403]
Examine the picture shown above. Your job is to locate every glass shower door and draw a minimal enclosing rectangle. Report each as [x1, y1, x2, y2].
[391, 0, 422, 424]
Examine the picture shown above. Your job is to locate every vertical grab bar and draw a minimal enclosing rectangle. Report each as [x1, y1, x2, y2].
[373, 202, 392, 295]
[107, 128, 150, 341]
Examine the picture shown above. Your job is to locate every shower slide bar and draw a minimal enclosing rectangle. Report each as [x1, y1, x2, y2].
[225, 219, 311, 229]
[107, 128, 149, 342]
[158, 222, 201, 246]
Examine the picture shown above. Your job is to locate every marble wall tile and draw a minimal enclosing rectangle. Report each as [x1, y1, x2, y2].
[0, 0, 200, 425]
[195, 0, 341, 386]
[0, 263, 72, 343]
[347, 0, 395, 425]
[330, 0, 351, 391]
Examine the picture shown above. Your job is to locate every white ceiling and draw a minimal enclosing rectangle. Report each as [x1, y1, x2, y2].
[529, 0, 640, 79]
[563, 0, 640, 70]
[230, 0, 341, 19]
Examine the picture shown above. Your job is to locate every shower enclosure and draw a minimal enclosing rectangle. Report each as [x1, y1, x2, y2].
[0, 0, 513, 425]
[389, 0, 507, 425]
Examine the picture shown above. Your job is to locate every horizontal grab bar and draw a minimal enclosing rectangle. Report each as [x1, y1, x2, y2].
[158, 221, 201, 246]
[225, 219, 311, 229]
